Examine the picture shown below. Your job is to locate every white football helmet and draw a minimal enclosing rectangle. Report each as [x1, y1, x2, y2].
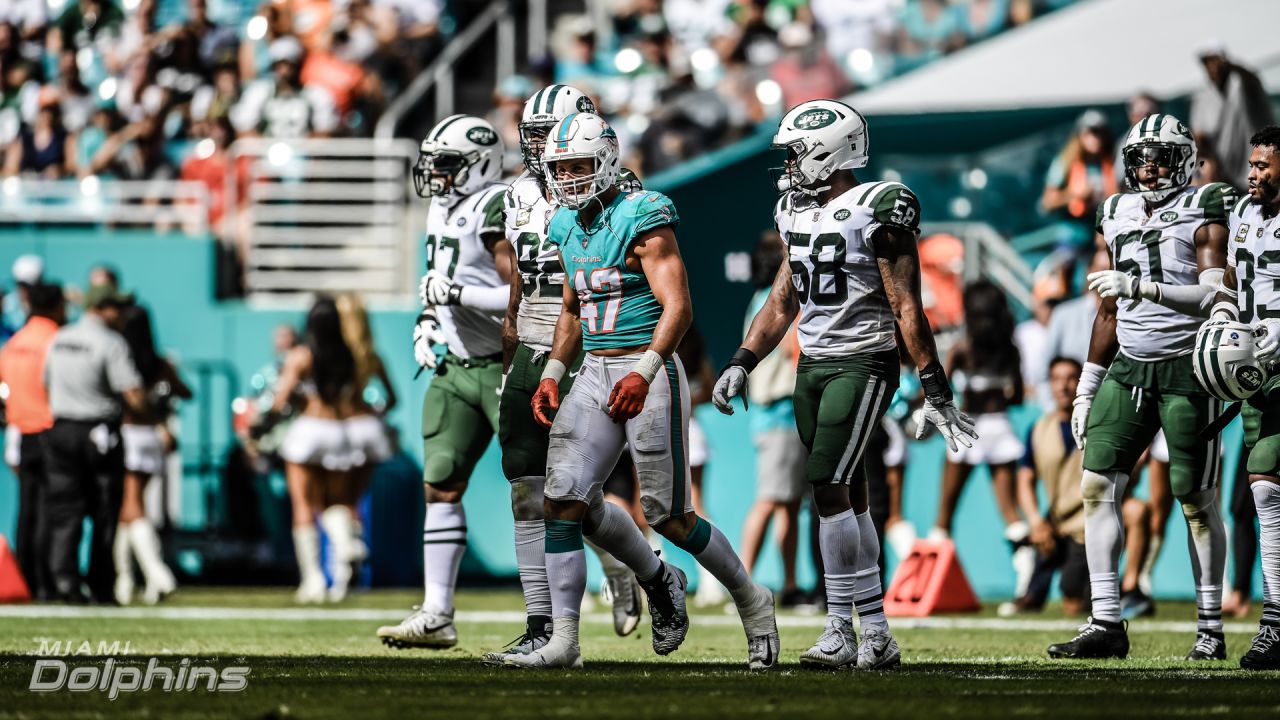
[541, 112, 620, 210]
[1194, 320, 1268, 402]
[520, 84, 596, 175]
[772, 99, 869, 195]
[414, 114, 504, 203]
[1121, 114, 1198, 203]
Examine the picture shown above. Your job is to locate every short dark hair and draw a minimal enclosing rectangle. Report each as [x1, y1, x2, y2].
[27, 282, 64, 319]
[1048, 356, 1082, 375]
[1250, 126, 1280, 151]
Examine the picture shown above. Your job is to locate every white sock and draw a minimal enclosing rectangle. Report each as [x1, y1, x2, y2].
[853, 510, 887, 632]
[423, 502, 466, 615]
[515, 520, 552, 617]
[127, 518, 175, 589]
[819, 508, 860, 621]
[292, 525, 323, 585]
[1082, 470, 1128, 624]
[320, 506, 356, 597]
[545, 519, 586, 621]
[678, 518, 754, 607]
[1180, 489, 1226, 632]
[584, 496, 662, 581]
[1252, 482, 1280, 628]
[113, 524, 133, 591]
[1139, 534, 1162, 597]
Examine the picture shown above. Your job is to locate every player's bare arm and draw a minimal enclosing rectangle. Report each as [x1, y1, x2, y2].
[531, 252, 582, 428]
[740, 258, 800, 359]
[501, 269, 522, 372]
[872, 225, 940, 371]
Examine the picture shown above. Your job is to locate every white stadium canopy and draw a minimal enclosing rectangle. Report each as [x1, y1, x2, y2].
[854, 0, 1280, 115]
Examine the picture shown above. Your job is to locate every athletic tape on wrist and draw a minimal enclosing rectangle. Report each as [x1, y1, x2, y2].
[1210, 300, 1239, 321]
[1077, 362, 1107, 398]
[541, 359, 567, 383]
[632, 350, 665, 384]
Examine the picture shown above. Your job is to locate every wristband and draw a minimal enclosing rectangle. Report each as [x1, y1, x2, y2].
[726, 347, 760, 374]
[446, 285, 462, 305]
[541, 359, 567, 383]
[919, 362, 952, 404]
[632, 349, 665, 384]
[1209, 300, 1239, 321]
[1077, 362, 1107, 398]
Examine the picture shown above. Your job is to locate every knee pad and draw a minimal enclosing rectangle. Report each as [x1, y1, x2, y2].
[1081, 470, 1125, 504]
[422, 450, 462, 487]
[509, 476, 545, 521]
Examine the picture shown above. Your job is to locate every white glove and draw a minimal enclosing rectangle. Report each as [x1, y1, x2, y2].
[419, 270, 460, 307]
[1070, 395, 1091, 450]
[916, 398, 977, 452]
[1087, 270, 1142, 300]
[711, 366, 748, 415]
[413, 311, 446, 369]
[1256, 319, 1280, 363]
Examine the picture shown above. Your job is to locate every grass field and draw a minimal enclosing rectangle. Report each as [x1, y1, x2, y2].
[1, 588, 1279, 719]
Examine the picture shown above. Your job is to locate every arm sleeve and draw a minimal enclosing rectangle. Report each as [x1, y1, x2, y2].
[458, 285, 510, 312]
[633, 192, 680, 236]
[1145, 280, 1218, 317]
[105, 336, 143, 393]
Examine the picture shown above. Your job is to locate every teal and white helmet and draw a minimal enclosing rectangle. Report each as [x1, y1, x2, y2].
[772, 99, 869, 195]
[1121, 114, 1198, 203]
[414, 114, 504, 202]
[1194, 320, 1267, 402]
[541, 112, 620, 210]
[520, 84, 596, 175]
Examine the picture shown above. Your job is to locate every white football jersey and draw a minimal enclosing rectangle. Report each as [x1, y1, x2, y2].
[1228, 195, 1280, 324]
[426, 182, 508, 358]
[774, 181, 920, 358]
[1096, 183, 1236, 361]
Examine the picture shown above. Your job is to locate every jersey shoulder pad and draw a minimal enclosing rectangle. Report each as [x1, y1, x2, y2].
[1096, 193, 1124, 232]
[1231, 193, 1253, 220]
[617, 167, 643, 193]
[472, 183, 507, 235]
[1192, 182, 1238, 221]
[857, 181, 920, 233]
[623, 190, 679, 236]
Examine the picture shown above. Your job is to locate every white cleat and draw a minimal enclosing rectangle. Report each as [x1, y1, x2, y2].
[604, 570, 643, 637]
[738, 583, 779, 671]
[295, 575, 327, 604]
[857, 625, 901, 670]
[377, 607, 458, 649]
[502, 640, 583, 669]
[800, 616, 858, 670]
[141, 571, 177, 605]
[114, 574, 134, 606]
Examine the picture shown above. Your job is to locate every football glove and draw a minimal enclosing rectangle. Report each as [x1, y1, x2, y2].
[1255, 318, 1280, 363]
[1086, 270, 1142, 300]
[711, 366, 748, 415]
[413, 309, 447, 369]
[916, 398, 978, 452]
[419, 270, 461, 306]
[607, 373, 650, 423]
[1070, 396, 1092, 450]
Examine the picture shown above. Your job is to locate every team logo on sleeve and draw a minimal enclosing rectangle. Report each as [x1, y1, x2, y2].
[1159, 211, 1178, 222]
[1236, 224, 1251, 241]
[516, 207, 531, 225]
[834, 209, 851, 221]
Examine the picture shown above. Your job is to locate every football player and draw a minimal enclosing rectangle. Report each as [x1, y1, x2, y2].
[1209, 125, 1280, 669]
[713, 99, 977, 670]
[376, 115, 515, 649]
[484, 85, 645, 665]
[1048, 114, 1235, 660]
[506, 112, 779, 670]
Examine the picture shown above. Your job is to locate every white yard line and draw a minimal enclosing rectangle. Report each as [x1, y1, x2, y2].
[0, 605, 1259, 634]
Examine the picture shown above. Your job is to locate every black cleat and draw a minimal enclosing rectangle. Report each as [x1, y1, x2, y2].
[1241, 625, 1280, 670]
[1047, 618, 1129, 659]
[1186, 630, 1227, 660]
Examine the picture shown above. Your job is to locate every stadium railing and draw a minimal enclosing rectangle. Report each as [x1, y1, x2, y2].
[0, 177, 209, 230]
[226, 137, 421, 301]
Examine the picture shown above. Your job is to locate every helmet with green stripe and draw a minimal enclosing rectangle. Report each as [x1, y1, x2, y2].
[1194, 320, 1267, 402]
[1121, 113, 1198, 203]
[520, 85, 596, 176]
[771, 99, 869, 197]
[542, 112, 620, 210]
[414, 114, 504, 202]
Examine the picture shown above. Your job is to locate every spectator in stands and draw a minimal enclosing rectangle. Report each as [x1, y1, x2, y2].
[1190, 42, 1275, 189]
[371, 0, 442, 75]
[770, 22, 851, 110]
[50, 0, 124, 53]
[3, 88, 75, 178]
[1006, 355, 1088, 616]
[958, 0, 1010, 43]
[489, 75, 533, 173]
[190, 64, 240, 129]
[4, 254, 43, 335]
[1015, 277, 1064, 410]
[898, 0, 965, 61]
[239, 2, 292, 82]
[1043, 246, 1106, 366]
[181, 116, 246, 233]
[52, 48, 95, 134]
[0, 39, 40, 150]
[554, 19, 609, 88]
[114, 302, 191, 605]
[736, 232, 808, 608]
[809, 0, 895, 66]
[75, 104, 122, 178]
[1, 3, 47, 51]
[231, 35, 337, 138]
[0, 281, 64, 600]
[1041, 109, 1117, 246]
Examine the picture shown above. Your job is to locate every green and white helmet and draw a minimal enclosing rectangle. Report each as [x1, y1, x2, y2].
[541, 112, 620, 210]
[414, 114, 504, 202]
[772, 99, 869, 195]
[1121, 113, 1198, 203]
[1194, 320, 1268, 402]
[520, 84, 596, 175]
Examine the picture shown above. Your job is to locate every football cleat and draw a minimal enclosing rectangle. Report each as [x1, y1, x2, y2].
[1047, 618, 1129, 659]
[604, 570, 642, 637]
[1240, 625, 1280, 670]
[857, 626, 901, 670]
[502, 640, 583, 670]
[800, 616, 858, 670]
[637, 562, 689, 656]
[1186, 630, 1227, 661]
[482, 620, 552, 667]
[738, 584, 779, 671]
[376, 607, 458, 649]
[295, 575, 327, 605]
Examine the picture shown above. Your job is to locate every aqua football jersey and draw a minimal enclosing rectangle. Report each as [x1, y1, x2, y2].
[549, 190, 679, 351]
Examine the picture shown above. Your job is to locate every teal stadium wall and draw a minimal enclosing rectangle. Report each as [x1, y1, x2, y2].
[0, 107, 1258, 600]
